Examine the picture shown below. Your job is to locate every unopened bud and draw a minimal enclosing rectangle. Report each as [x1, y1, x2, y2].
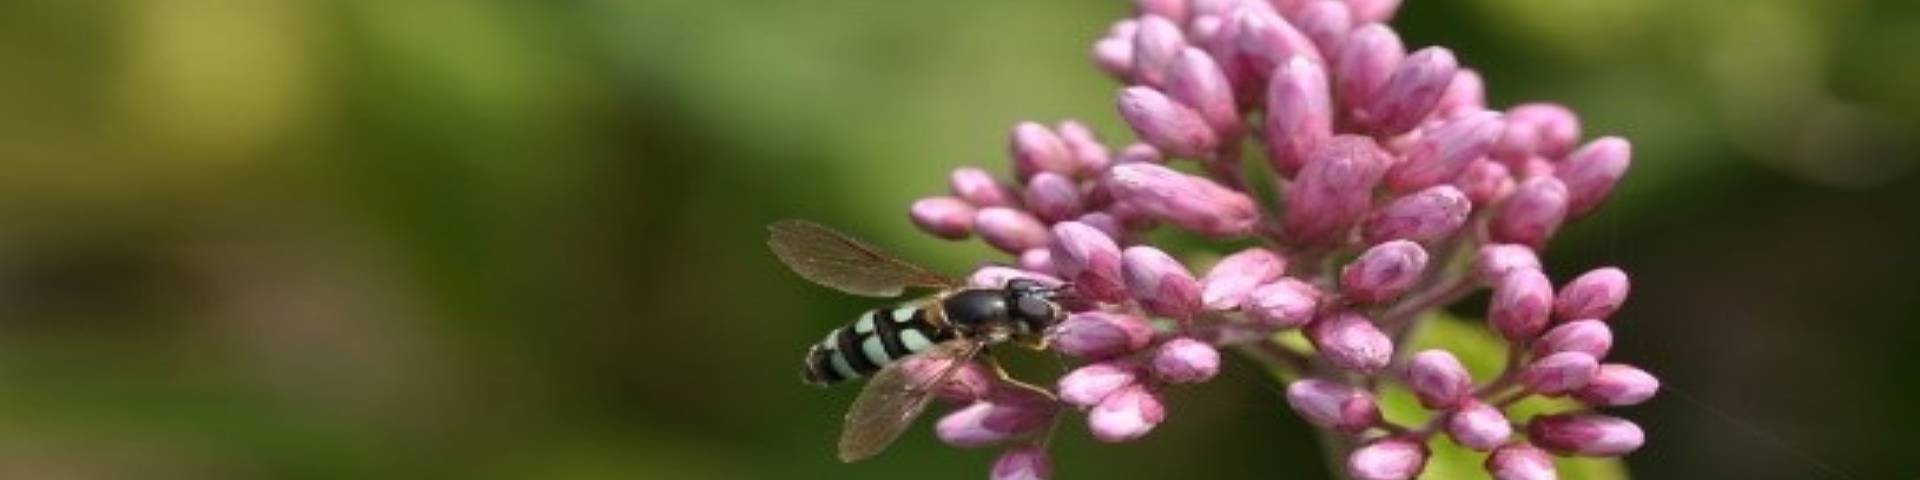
[1446, 399, 1513, 451]
[976, 207, 1052, 253]
[910, 196, 978, 239]
[1088, 384, 1167, 442]
[1528, 413, 1645, 457]
[1346, 437, 1428, 480]
[1489, 269, 1553, 342]
[1490, 176, 1569, 249]
[1341, 240, 1429, 303]
[1520, 351, 1600, 395]
[1363, 185, 1472, 244]
[1286, 378, 1381, 434]
[1554, 267, 1630, 321]
[1406, 349, 1472, 409]
[1308, 311, 1393, 373]
[1122, 246, 1204, 318]
[1049, 311, 1154, 359]
[1246, 278, 1322, 328]
[1058, 362, 1140, 407]
[1200, 247, 1288, 310]
[1576, 363, 1659, 407]
[1151, 337, 1222, 383]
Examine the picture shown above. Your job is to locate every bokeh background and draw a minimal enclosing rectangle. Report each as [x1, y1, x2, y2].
[1, 0, 1916, 478]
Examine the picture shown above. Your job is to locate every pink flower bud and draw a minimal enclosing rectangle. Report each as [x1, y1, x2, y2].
[1533, 319, 1613, 358]
[1361, 47, 1457, 136]
[1406, 349, 1472, 409]
[1435, 69, 1485, 119]
[951, 168, 1019, 209]
[1346, 437, 1427, 480]
[1363, 185, 1472, 244]
[936, 396, 1055, 448]
[1264, 57, 1335, 177]
[1576, 363, 1659, 407]
[976, 207, 1052, 253]
[1088, 384, 1166, 442]
[900, 356, 995, 403]
[1528, 413, 1645, 457]
[1116, 142, 1164, 164]
[1294, 1, 1353, 55]
[1490, 176, 1569, 249]
[1489, 269, 1553, 342]
[1132, 15, 1188, 87]
[1166, 48, 1242, 136]
[1058, 362, 1140, 407]
[1286, 135, 1390, 245]
[1344, 0, 1404, 24]
[1307, 311, 1393, 373]
[1188, 14, 1225, 47]
[1341, 240, 1429, 303]
[1011, 122, 1076, 180]
[1094, 36, 1135, 80]
[992, 446, 1051, 480]
[1385, 110, 1505, 193]
[1117, 87, 1220, 158]
[1105, 162, 1259, 237]
[1049, 311, 1154, 359]
[1558, 136, 1631, 218]
[1247, 278, 1321, 327]
[1049, 222, 1129, 302]
[1057, 120, 1111, 174]
[1555, 267, 1630, 321]
[1134, 0, 1189, 24]
[1492, 103, 1581, 163]
[1285, 378, 1381, 434]
[1455, 159, 1516, 206]
[1233, 8, 1324, 76]
[968, 266, 1064, 290]
[1074, 212, 1126, 239]
[1122, 246, 1204, 318]
[1446, 399, 1513, 451]
[1018, 249, 1055, 276]
[1520, 351, 1600, 395]
[1200, 247, 1288, 310]
[910, 196, 978, 239]
[1517, 156, 1556, 179]
[1024, 172, 1087, 222]
[1335, 24, 1404, 112]
[1486, 443, 1558, 480]
[1474, 243, 1542, 285]
[1151, 337, 1221, 383]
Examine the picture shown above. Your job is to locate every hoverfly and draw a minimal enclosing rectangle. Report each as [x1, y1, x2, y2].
[768, 219, 1065, 462]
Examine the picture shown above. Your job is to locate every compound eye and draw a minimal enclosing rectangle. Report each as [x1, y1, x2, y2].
[1013, 296, 1052, 320]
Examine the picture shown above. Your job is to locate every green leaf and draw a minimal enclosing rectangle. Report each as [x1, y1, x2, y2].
[1376, 313, 1631, 480]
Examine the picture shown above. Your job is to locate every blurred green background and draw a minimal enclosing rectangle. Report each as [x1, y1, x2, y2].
[0, 0, 1915, 478]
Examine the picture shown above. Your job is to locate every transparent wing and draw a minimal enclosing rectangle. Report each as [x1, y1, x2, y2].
[769, 219, 958, 297]
[837, 341, 983, 462]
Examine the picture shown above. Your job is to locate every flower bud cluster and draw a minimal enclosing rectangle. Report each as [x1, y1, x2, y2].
[889, 1, 1649, 477]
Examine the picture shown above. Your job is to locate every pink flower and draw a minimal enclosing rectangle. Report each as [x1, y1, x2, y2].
[1486, 443, 1558, 480]
[1576, 363, 1660, 407]
[1088, 384, 1166, 442]
[1122, 246, 1203, 318]
[1406, 349, 1472, 409]
[1340, 240, 1429, 303]
[991, 446, 1051, 480]
[1554, 266, 1630, 321]
[910, 196, 977, 239]
[1347, 437, 1427, 480]
[1199, 247, 1288, 310]
[1286, 378, 1381, 434]
[1529, 413, 1646, 457]
[1050, 311, 1155, 359]
[1151, 337, 1221, 383]
[1446, 399, 1513, 451]
[1307, 311, 1394, 373]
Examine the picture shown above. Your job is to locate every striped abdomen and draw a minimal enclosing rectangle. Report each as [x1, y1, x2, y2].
[803, 302, 957, 386]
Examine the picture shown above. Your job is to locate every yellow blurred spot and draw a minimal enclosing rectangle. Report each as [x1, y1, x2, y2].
[118, 0, 316, 163]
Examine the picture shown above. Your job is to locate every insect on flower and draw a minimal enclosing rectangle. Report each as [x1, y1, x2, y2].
[768, 219, 1066, 462]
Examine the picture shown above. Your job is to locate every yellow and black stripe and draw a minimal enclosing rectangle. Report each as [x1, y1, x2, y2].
[803, 302, 956, 386]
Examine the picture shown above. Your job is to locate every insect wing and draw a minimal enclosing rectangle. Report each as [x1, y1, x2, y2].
[837, 341, 983, 462]
[768, 219, 959, 297]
